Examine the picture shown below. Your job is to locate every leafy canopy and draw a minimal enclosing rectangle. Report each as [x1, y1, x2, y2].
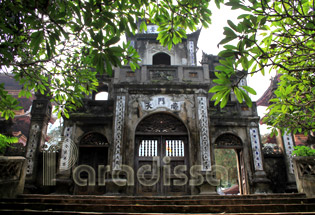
[0, 0, 213, 119]
[212, 0, 315, 135]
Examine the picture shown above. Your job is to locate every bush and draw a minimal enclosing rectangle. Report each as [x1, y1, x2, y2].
[292, 145, 315, 157]
[0, 134, 18, 154]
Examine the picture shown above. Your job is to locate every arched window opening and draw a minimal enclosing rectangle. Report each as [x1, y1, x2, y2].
[75, 132, 108, 195]
[215, 133, 242, 148]
[214, 133, 247, 195]
[215, 148, 239, 194]
[153, 52, 171, 65]
[95, 92, 108, 101]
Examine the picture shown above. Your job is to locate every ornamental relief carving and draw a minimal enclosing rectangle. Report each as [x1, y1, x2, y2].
[136, 113, 187, 134]
[215, 134, 242, 148]
[0, 160, 24, 181]
[149, 44, 175, 55]
[296, 159, 315, 176]
[80, 133, 109, 146]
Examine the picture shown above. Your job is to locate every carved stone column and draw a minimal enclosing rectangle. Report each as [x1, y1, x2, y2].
[249, 123, 271, 193]
[279, 131, 297, 192]
[196, 96, 217, 194]
[25, 95, 52, 190]
[54, 125, 77, 194]
[112, 95, 126, 170]
[197, 96, 211, 171]
[106, 95, 127, 194]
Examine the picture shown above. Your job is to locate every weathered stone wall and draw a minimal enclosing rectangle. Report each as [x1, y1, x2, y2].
[124, 93, 200, 163]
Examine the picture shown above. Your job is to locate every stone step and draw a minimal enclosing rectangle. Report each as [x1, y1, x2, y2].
[0, 202, 314, 213]
[1, 210, 315, 215]
[5, 196, 315, 205]
[1, 193, 314, 214]
[19, 193, 307, 200]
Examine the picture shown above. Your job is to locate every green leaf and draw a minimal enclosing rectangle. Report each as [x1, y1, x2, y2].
[223, 27, 237, 38]
[46, 39, 51, 58]
[227, 20, 240, 33]
[240, 89, 252, 107]
[218, 36, 237, 46]
[215, 65, 230, 72]
[105, 36, 120, 46]
[220, 90, 230, 108]
[140, 21, 147, 32]
[215, 0, 222, 9]
[218, 49, 236, 57]
[30, 31, 44, 55]
[234, 87, 244, 103]
[241, 85, 257, 95]
[224, 45, 237, 50]
[225, 0, 242, 9]
[209, 85, 229, 93]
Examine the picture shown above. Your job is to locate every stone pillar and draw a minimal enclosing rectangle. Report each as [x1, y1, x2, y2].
[202, 64, 210, 82]
[109, 94, 127, 194]
[249, 122, 271, 193]
[140, 66, 147, 83]
[114, 67, 120, 84]
[55, 125, 77, 194]
[25, 94, 52, 190]
[188, 40, 196, 66]
[112, 95, 126, 170]
[197, 96, 211, 171]
[196, 96, 217, 194]
[279, 130, 297, 192]
[178, 66, 183, 82]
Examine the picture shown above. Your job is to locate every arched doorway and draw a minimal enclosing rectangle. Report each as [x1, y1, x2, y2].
[74, 133, 109, 195]
[135, 113, 189, 196]
[153, 52, 171, 65]
[214, 133, 248, 195]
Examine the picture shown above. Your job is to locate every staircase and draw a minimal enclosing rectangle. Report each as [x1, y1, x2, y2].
[1, 193, 315, 214]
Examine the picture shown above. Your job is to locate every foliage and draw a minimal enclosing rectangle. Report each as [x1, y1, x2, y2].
[0, 0, 213, 119]
[0, 134, 18, 154]
[0, 83, 23, 120]
[292, 145, 315, 157]
[214, 149, 238, 187]
[260, 133, 275, 144]
[211, 0, 315, 135]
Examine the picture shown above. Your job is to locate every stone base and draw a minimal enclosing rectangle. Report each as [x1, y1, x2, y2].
[199, 183, 218, 195]
[23, 183, 39, 194]
[252, 171, 272, 194]
[285, 181, 298, 193]
[105, 179, 127, 195]
[54, 178, 73, 194]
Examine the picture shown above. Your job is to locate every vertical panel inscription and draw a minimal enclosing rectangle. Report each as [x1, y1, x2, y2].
[197, 97, 211, 171]
[112, 96, 126, 170]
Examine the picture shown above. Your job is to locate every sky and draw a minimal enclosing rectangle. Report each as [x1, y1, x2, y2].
[196, 2, 275, 135]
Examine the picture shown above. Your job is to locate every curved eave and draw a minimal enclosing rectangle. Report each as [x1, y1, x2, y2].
[256, 73, 282, 106]
[256, 85, 273, 107]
